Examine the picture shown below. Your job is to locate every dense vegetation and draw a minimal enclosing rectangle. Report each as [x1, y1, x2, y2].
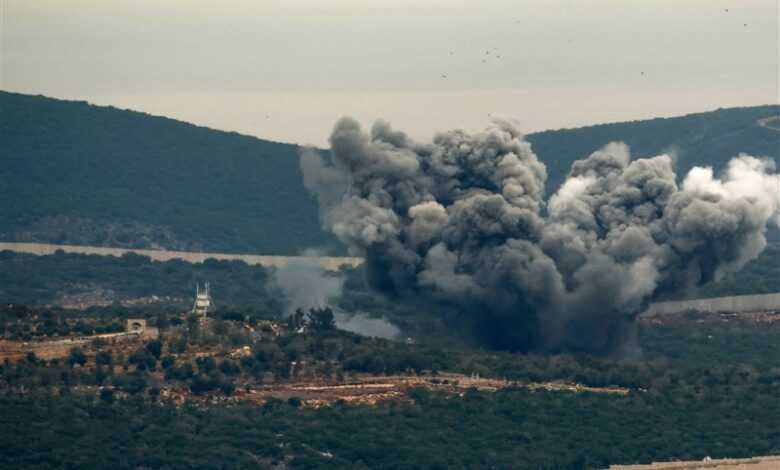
[0, 249, 274, 307]
[2, 384, 777, 470]
[2, 91, 777, 253]
[1, 312, 778, 469]
[0, 91, 339, 254]
[639, 318, 780, 370]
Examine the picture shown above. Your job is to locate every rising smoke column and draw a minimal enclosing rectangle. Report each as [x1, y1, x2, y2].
[272, 254, 401, 339]
[302, 117, 780, 354]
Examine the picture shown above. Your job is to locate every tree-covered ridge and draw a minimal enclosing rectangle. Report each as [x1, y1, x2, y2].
[0, 91, 340, 254]
[0, 249, 273, 307]
[526, 104, 780, 196]
[1, 90, 777, 254]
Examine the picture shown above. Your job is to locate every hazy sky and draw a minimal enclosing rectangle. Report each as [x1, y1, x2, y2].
[2, 0, 778, 146]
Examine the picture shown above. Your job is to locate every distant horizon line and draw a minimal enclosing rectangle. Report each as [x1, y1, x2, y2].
[2, 88, 777, 149]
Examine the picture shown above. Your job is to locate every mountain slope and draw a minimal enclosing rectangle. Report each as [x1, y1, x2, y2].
[527, 104, 780, 195]
[1, 91, 338, 254]
[1, 91, 777, 254]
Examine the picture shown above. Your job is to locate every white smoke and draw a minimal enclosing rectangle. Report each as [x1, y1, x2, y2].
[272, 253, 401, 339]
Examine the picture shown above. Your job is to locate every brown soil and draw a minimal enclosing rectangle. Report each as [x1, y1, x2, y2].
[158, 372, 629, 408]
[0, 332, 139, 362]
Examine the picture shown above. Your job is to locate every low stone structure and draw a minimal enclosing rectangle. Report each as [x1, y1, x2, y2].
[126, 318, 159, 339]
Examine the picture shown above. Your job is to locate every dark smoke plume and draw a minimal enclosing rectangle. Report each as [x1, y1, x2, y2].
[302, 117, 780, 354]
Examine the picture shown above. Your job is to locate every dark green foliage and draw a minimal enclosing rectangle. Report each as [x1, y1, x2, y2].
[164, 363, 194, 381]
[639, 321, 780, 370]
[144, 339, 162, 359]
[218, 359, 241, 376]
[99, 388, 114, 403]
[306, 306, 336, 333]
[289, 308, 306, 331]
[112, 372, 148, 394]
[0, 91, 340, 254]
[189, 375, 235, 396]
[287, 397, 302, 407]
[1, 384, 777, 469]
[160, 355, 175, 370]
[0, 250, 276, 310]
[196, 356, 216, 375]
[95, 351, 113, 366]
[128, 348, 156, 371]
[66, 347, 87, 367]
[0, 317, 778, 468]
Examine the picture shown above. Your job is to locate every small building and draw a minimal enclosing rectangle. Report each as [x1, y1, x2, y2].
[126, 318, 159, 339]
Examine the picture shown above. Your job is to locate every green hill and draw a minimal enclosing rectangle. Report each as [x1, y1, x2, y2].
[1, 91, 777, 254]
[527, 105, 780, 195]
[0, 91, 338, 254]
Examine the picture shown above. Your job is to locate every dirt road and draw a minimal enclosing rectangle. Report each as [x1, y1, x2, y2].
[0, 242, 363, 271]
[159, 372, 630, 408]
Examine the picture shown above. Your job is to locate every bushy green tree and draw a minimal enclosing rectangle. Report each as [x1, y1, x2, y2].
[306, 306, 336, 333]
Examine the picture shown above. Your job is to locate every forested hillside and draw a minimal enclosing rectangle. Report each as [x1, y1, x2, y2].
[0, 92, 337, 254]
[2, 91, 777, 254]
[527, 105, 780, 196]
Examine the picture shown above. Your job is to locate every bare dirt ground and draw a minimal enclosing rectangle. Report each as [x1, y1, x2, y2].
[0, 242, 362, 271]
[157, 372, 629, 408]
[0, 333, 133, 362]
[605, 455, 780, 469]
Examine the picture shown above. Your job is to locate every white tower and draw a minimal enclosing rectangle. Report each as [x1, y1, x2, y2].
[192, 282, 214, 322]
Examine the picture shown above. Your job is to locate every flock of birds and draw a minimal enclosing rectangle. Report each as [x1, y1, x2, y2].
[441, 47, 502, 79]
[439, 7, 750, 81]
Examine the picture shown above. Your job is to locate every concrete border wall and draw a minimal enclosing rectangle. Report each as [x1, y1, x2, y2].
[644, 293, 780, 316]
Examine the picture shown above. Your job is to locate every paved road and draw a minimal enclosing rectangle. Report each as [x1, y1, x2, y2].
[0, 242, 363, 271]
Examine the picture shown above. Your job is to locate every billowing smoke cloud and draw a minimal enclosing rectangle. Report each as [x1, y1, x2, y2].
[273, 254, 400, 339]
[273, 254, 344, 317]
[335, 313, 400, 340]
[302, 117, 780, 354]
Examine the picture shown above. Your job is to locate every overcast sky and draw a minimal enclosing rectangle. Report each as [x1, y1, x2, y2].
[2, 0, 778, 146]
